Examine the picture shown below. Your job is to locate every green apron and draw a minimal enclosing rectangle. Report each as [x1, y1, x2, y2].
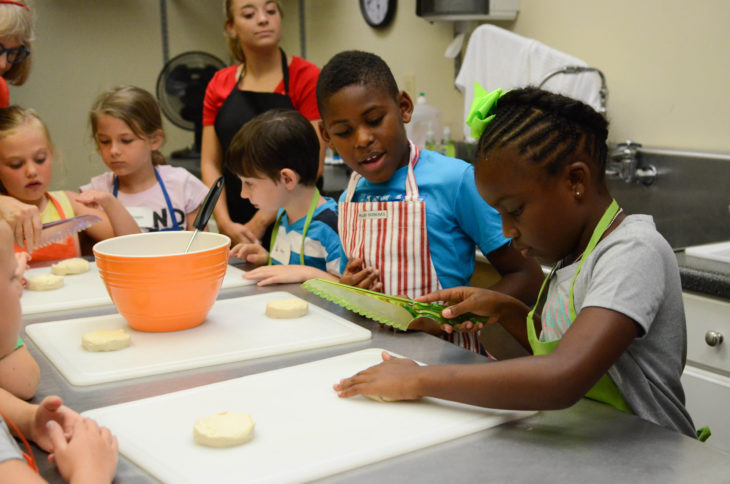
[526, 199, 631, 413]
[268, 188, 321, 266]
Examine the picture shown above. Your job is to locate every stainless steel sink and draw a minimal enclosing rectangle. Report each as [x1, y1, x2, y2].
[685, 241, 730, 264]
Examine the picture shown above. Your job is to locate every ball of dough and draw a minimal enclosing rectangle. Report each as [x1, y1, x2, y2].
[82, 328, 131, 352]
[26, 273, 64, 291]
[265, 298, 308, 319]
[51, 257, 90, 275]
[193, 412, 255, 448]
[364, 395, 398, 403]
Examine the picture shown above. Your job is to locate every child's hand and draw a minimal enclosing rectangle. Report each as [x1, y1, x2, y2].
[223, 221, 261, 246]
[417, 286, 529, 327]
[29, 396, 82, 453]
[48, 418, 118, 484]
[73, 190, 114, 210]
[230, 243, 268, 266]
[14, 252, 30, 286]
[333, 351, 422, 401]
[340, 258, 382, 291]
[243, 265, 329, 286]
[0, 195, 42, 250]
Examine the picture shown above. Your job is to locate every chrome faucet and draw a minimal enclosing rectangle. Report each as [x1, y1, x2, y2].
[606, 140, 657, 185]
[537, 66, 608, 115]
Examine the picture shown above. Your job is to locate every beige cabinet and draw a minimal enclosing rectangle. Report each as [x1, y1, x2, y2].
[680, 293, 730, 453]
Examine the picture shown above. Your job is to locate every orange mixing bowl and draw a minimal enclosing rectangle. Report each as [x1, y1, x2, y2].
[93, 232, 230, 332]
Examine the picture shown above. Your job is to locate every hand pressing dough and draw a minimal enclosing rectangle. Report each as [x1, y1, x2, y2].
[82, 328, 131, 352]
[265, 298, 308, 319]
[51, 257, 90, 275]
[26, 273, 64, 291]
[193, 412, 255, 448]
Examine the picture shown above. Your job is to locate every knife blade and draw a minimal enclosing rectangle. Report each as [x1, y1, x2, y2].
[38, 214, 102, 248]
[301, 278, 488, 331]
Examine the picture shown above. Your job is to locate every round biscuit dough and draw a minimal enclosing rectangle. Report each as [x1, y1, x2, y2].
[26, 273, 64, 291]
[364, 395, 398, 403]
[265, 298, 308, 319]
[82, 328, 131, 352]
[193, 412, 255, 448]
[51, 257, 90, 275]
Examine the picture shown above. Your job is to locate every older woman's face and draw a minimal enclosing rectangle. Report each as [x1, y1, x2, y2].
[226, 0, 281, 50]
[0, 36, 24, 76]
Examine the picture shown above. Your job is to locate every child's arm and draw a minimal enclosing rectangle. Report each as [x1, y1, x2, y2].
[483, 243, 544, 307]
[0, 391, 80, 451]
[67, 190, 140, 240]
[0, 195, 42, 251]
[244, 265, 337, 286]
[0, 460, 46, 483]
[334, 307, 638, 409]
[0, 345, 40, 400]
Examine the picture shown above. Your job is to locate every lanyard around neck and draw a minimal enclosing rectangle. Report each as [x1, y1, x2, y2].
[268, 187, 320, 265]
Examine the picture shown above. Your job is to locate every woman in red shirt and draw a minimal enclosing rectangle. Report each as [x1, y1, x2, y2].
[201, 0, 324, 247]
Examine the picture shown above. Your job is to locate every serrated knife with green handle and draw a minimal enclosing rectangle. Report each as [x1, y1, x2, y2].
[301, 278, 488, 331]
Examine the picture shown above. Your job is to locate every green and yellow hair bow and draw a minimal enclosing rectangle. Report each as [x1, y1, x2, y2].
[466, 83, 504, 139]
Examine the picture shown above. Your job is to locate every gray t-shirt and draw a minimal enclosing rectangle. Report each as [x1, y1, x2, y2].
[0, 418, 24, 465]
[541, 215, 696, 437]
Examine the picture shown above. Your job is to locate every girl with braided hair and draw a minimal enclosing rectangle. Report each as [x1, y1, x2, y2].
[334, 86, 697, 438]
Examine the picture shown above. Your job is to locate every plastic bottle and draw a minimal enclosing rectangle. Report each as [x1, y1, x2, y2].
[439, 125, 456, 158]
[424, 123, 437, 151]
[407, 92, 441, 150]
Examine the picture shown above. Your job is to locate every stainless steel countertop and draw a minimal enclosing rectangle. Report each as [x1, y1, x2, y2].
[22, 277, 730, 483]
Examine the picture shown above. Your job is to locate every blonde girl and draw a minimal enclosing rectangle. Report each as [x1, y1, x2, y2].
[84, 85, 209, 232]
[0, 106, 139, 261]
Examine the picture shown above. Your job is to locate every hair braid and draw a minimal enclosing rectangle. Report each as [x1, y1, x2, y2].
[476, 87, 609, 178]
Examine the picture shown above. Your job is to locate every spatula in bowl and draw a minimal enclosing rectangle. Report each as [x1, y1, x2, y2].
[184, 176, 224, 253]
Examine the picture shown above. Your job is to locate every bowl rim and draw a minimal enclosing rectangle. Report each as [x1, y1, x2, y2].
[92, 231, 231, 258]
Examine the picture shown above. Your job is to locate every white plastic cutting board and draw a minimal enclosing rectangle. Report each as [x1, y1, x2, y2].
[84, 348, 534, 484]
[25, 292, 371, 386]
[21, 262, 254, 316]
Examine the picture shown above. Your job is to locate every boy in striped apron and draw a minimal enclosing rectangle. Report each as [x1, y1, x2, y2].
[315, 51, 543, 353]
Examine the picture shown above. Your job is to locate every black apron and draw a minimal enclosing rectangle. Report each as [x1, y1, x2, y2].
[214, 47, 294, 246]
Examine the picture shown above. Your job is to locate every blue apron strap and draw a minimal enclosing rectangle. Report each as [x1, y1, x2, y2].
[113, 169, 181, 231]
[155, 167, 182, 231]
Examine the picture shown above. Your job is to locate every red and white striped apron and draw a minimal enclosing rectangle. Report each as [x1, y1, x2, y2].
[338, 142, 481, 353]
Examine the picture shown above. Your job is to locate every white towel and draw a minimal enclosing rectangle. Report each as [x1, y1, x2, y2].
[455, 24, 602, 139]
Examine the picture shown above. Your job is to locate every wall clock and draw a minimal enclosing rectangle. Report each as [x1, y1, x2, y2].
[359, 0, 397, 28]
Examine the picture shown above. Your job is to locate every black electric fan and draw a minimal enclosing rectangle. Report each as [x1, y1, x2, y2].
[155, 51, 226, 159]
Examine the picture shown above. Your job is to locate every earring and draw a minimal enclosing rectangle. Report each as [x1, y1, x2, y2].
[575, 190, 582, 199]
